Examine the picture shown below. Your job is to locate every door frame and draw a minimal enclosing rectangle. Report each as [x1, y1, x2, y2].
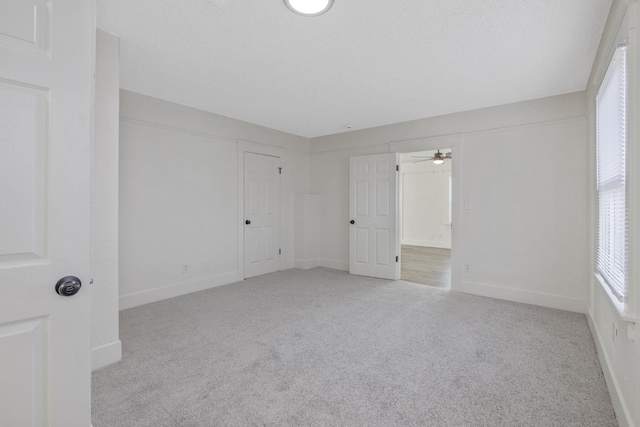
[389, 135, 462, 291]
[236, 140, 283, 280]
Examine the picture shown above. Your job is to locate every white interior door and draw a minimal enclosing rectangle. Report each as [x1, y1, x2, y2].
[244, 153, 281, 279]
[0, 1, 93, 426]
[349, 153, 400, 280]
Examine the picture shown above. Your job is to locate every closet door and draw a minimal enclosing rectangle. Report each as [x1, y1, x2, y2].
[244, 152, 281, 278]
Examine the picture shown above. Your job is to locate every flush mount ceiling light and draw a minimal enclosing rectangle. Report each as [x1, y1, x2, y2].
[284, 0, 334, 16]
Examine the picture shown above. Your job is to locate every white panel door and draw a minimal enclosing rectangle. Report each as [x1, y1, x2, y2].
[0, 1, 93, 426]
[244, 153, 281, 278]
[349, 153, 400, 280]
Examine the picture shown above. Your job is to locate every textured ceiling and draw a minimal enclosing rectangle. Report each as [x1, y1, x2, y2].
[97, 0, 611, 138]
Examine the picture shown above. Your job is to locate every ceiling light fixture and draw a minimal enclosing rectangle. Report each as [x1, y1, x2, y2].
[410, 149, 452, 165]
[284, 0, 334, 16]
[432, 151, 445, 165]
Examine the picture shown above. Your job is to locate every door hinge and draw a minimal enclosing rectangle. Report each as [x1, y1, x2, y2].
[396, 165, 399, 172]
[396, 256, 399, 262]
[279, 248, 282, 255]
[278, 167, 282, 175]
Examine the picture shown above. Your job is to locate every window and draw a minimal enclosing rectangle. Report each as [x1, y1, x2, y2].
[596, 43, 628, 303]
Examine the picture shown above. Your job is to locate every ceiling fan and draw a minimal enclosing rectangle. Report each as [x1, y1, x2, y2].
[411, 150, 452, 165]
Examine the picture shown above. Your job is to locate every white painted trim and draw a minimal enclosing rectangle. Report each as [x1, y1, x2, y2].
[589, 0, 632, 89]
[119, 116, 310, 154]
[281, 259, 295, 270]
[390, 135, 463, 155]
[319, 258, 349, 271]
[401, 239, 451, 249]
[458, 280, 586, 313]
[120, 116, 236, 145]
[311, 116, 586, 154]
[586, 314, 635, 427]
[236, 142, 245, 282]
[294, 259, 320, 270]
[237, 139, 307, 156]
[389, 136, 462, 292]
[119, 272, 238, 310]
[91, 340, 122, 371]
[595, 272, 637, 322]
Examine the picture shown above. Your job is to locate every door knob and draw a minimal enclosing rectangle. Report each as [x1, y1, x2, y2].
[245, 220, 251, 225]
[55, 276, 82, 297]
[350, 220, 355, 224]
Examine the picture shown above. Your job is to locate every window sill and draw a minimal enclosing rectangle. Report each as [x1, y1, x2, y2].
[595, 273, 636, 323]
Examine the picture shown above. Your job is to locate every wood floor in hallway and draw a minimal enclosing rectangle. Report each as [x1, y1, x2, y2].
[401, 245, 451, 288]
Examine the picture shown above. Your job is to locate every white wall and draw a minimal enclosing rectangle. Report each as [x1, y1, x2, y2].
[585, 2, 639, 426]
[310, 92, 587, 313]
[91, 29, 121, 370]
[294, 194, 322, 269]
[401, 159, 452, 249]
[118, 91, 310, 310]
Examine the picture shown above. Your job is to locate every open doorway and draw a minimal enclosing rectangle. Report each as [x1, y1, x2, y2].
[399, 149, 452, 289]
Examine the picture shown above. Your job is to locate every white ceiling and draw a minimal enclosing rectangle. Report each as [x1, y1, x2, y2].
[97, 0, 611, 138]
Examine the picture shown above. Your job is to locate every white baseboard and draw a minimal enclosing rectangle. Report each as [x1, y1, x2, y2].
[295, 258, 320, 270]
[281, 259, 295, 270]
[91, 340, 122, 371]
[318, 258, 349, 271]
[401, 239, 451, 249]
[119, 272, 238, 310]
[586, 314, 634, 427]
[458, 280, 586, 313]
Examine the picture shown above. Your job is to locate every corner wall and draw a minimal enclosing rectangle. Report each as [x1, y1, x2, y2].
[310, 92, 588, 313]
[91, 29, 121, 370]
[585, 1, 639, 426]
[118, 91, 310, 310]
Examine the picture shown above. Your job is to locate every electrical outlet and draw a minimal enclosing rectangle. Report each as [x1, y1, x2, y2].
[464, 263, 471, 273]
[182, 264, 189, 274]
[464, 200, 472, 211]
[612, 320, 618, 345]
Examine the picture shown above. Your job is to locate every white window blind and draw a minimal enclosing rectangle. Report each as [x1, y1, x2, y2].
[596, 44, 628, 302]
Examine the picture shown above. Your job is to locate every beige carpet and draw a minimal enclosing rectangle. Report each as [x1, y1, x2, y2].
[92, 268, 616, 426]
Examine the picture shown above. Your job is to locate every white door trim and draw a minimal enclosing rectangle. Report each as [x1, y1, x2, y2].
[236, 141, 283, 280]
[389, 135, 462, 291]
